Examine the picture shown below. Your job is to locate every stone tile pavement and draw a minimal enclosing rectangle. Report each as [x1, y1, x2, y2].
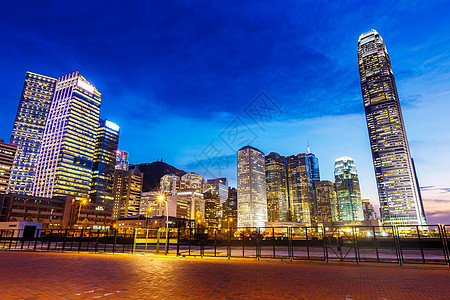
[0, 251, 448, 299]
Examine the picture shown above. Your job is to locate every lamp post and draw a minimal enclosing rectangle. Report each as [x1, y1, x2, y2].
[76, 198, 89, 227]
[158, 195, 169, 255]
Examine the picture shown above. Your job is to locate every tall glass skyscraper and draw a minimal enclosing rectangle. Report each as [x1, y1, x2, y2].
[33, 71, 101, 198]
[286, 153, 314, 226]
[265, 152, 289, 222]
[8, 72, 57, 195]
[334, 157, 364, 222]
[90, 119, 120, 206]
[315, 180, 338, 223]
[358, 30, 426, 225]
[237, 145, 267, 228]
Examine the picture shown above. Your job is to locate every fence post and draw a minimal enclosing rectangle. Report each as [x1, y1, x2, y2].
[48, 229, 53, 251]
[62, 229, 68, 252]
[372, 226, 379, 263]
[353, 227, 359, 264]
[176, 228, 180, 257]
[214, 229, 217, 257]
[306, 227, 310, 260]
[416, 226, 425, 264]
[9, 230, 14, 250]
[132, 228, 137, 254]
[227, 227, 231, 259]
[272, 227, 276, 259]
[113, 229, 117, 254]
[78, 229, 83, 253]
[438, 225, 449, 266]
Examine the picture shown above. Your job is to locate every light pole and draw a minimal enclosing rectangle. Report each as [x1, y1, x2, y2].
[158, 195, 169, 255]
[76, 198, 88, 226]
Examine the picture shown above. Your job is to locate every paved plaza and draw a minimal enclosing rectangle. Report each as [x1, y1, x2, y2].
[0, 251, 448, 299]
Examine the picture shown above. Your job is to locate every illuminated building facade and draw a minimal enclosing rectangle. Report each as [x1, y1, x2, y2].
[358, 30, 426, 225]
[334, 157, 364, 222]
[315, 181, 338, 223]
[33, 71, 101, 198]
[90, 119, 119, 206]
[237, 145, 267, 228]
[8, 72, 57, 195]
[204, 190, 220, 228]
[206, 178, 228, 205]
[112, 167, 143, 219]
[115, 150, 129, 171]
[139, 191, 161, 217]
[0, 139, 17, 194]
[286, 153, 314, 226]
[166, 191, 205, 225]
[361, 198, 376, 221]
[265, 152, 289, 222]
[221, 187, 237, 228]
[160, 174, 180, 195]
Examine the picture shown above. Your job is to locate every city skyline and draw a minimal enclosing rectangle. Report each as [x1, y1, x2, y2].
[0, 2, 449, 224]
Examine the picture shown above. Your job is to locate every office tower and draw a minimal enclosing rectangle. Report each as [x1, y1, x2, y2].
[112, 167, 143, 219]
[204, 190, 220, 228]
[361, 198, 375, 221]
[315, 181, 338, 223]
[115, 150, 129, 171]
[221, 187, 237, 228]
[140, 191, 161, 217]
[334, 157, 364, 222]
[206, 178, 228, 205]
[7, 72, 57, 195]
[181, 172, 205, 193]
[90, 119, 120, 206]
[160, 174, 180, 195]
[237, 145, 267, 228]
[33, 71, 101, 198]
[0, 139, 17, 194]
[358, 30, 426, 225]
[166, 191, 205, 225]
[265, 152, 289, 222]
[286, 153, 314, 226]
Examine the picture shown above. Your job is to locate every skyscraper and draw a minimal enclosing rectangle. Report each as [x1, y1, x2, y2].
[334, 157, 364, 222]
[33, 71, 101, 198]
[358, 30, 426, 225]
[265, 152, 289, 222]
[237, 145, 267, 228]
[206, 178, 228, 205]
[315, 181, 338, 223]
[0, 139, 17, 195]
[286, 153, 314, 226]
[8, 72, 57, 195]
[112, 167, 143, 219]
[90, 119, 120, 206]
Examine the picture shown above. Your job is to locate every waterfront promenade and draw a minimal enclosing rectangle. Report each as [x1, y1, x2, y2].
[0, 251, 448, 299]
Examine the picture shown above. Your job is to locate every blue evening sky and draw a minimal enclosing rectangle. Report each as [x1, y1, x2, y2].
[1, 1, 449, 223]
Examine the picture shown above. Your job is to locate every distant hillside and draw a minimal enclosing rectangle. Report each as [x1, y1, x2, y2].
[130, 161, 186, 192]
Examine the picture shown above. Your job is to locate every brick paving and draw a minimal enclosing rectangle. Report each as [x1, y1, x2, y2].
[0, 251, 448, 299]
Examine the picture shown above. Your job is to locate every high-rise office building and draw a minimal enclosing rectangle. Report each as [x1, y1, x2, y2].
[315, 181, 338, 223]
[286, 153, 314, 226]
[112, 167, 143, 219]
[8, 72, 57, 195]
[160, 174, 180, 195]
[265, 152, 289, 222]
[358, 30, 426, 225]
[90, 119, 120, 206]
[206, 178, 228, 205]
[204, 190, 220, 228]
[33, 71, 101, 198]
[115, 150, 129, 171]
[0, 139, 17, 195]
[237, 145, 267, 228]
[361, 198, 376, 221]
[334, 157, 364, 222]
[221, 187, 237, 228]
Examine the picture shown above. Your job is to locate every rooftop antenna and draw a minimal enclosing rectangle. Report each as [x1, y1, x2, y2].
[307, 140, 311, 154]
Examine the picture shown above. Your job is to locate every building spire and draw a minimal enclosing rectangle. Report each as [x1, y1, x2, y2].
[307, 140, 311, 154]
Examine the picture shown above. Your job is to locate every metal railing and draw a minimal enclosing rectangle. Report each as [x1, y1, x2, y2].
[1, 225, 448, 266]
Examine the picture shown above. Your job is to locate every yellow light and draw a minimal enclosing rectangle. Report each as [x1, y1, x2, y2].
[158, 195, 165, 201]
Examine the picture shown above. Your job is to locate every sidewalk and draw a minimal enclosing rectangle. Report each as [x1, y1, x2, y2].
[0, 251, 448, 299]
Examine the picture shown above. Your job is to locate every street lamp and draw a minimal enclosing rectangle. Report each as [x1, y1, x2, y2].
[158, 194, 169, 255]
[76, 198, 89, 227]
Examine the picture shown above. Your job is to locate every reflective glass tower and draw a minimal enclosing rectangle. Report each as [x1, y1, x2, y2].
[8, 72, 57, 195]
[358, 30, 426, 225]
[286, 154, 314, 226]
[265, 152, 288, 222]
[237, 145, 267, 228]
[334, 157, 364, 222]
[90, 119, 120, 206]
[33, 71, 101, 198]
